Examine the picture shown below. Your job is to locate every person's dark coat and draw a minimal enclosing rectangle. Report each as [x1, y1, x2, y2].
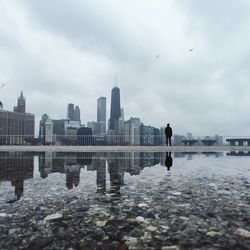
[165, 127, 172, 137]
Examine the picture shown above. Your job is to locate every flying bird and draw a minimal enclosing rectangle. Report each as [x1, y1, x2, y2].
[156, 54, 160, 59]
[0, 83, 5, 88]
[188, 48, 193, 52]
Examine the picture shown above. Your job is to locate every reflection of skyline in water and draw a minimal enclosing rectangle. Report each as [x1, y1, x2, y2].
[0, 152, 34, 202]
[173, 152, 224, 160]
[0, 151, 227, 201]
[227, 151, 250, 156]
[39, 152, 162, 193]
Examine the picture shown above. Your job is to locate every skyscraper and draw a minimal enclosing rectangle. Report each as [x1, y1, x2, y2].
[14, 91, 25, 113]
[97, 97, 106, 134]
[74, 106, 81, 123]
[67, 103, 74, 120]
[109, 87, 121, 132]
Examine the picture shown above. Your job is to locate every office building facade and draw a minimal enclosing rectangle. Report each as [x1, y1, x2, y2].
[97, 97, 106, 134]
[0, 93, 34, 145]
[109, 87, 121, 132]
[74, 106, 81, 122]
[67, 103, 75, 120]
[124, 117, 140, 145]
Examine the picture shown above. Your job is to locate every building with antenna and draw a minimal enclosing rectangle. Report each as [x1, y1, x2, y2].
[109, 87, 121, 133]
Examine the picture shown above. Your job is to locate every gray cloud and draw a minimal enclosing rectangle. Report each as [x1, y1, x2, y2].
[0, 0, 250, 136]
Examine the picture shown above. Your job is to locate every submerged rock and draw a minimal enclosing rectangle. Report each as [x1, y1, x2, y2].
[96, 220, 107, 227]
[135, 216, 146, 223]
[147, 225, 158, 232]
[138, 203, 148, 208]
[44, 213, 63, 221]
[234, 228, 250, 238]
[206, 231, 222, 237]
[161, 246, 179, 250]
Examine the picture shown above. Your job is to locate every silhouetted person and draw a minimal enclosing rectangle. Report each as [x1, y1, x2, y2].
[165, 152, 173, 171]
[165, 123, 172, 146]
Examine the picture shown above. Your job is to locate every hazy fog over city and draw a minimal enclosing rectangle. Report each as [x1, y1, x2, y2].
[1, 0, 250, 135]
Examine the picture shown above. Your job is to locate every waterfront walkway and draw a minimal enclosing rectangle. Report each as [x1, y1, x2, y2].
[1, 145, 250, 152]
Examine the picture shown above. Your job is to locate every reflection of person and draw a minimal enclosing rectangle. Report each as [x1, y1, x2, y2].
[165, 124, 172, 146]
[165, 152, 173, 171]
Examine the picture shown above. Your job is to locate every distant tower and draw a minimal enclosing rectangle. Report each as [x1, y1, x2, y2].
[109, 87, 121, 132]
[97, 97, 106, 134]
[67, 103, 74, 120]
[14, 91, 26, 113]
[74, 106, 81, 123]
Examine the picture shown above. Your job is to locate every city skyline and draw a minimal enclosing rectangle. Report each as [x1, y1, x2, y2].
[1, 1, 250, 135]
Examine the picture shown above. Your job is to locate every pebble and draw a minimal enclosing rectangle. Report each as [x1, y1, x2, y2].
[138, 203, 148, 208]
[169, 191, 182, 196]
[135, 216, 146, 223]
[208, 183, 217, 189]
[206, 231, 222, 237]
[161, 246, 179, 250]
[234, 228, 250, 238]
[147, 225, 157, 232]
[96, 220, 107, 227]
[44, 213, 62, 221]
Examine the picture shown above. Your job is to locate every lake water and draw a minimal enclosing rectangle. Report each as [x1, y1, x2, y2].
[0, 152, 249, 249]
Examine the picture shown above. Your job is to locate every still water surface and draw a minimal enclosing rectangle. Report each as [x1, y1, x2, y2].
[0, 152, 249, 249]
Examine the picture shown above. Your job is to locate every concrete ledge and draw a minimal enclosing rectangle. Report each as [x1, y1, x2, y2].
[0, 145, 250, 152]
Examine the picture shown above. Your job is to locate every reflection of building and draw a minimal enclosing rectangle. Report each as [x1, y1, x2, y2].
[0, 152, 34, 201]
[64, 163, 81, 189]
[97, 97, 106, 134]
[124, 152, 141, 175]
[89, 158, 107, 193]
[0, 92, 35, 145]
[108, 154, 125, 194]
[38, 152, 93, 188]
[227, 151, 250, 156]
[37, 152, 163, 193]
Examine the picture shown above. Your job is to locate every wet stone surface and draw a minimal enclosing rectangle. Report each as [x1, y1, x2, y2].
[0, 153, 250, 249]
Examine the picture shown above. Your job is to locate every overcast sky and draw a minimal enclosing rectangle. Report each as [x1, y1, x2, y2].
[1, 0, 250, 136]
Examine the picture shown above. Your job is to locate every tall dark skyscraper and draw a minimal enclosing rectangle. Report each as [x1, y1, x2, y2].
[97, 97, 106, 134]
[14, 91, 26, 113]
[74, 105, 81, 122]
[109, 87, 121, 131]
[67, 103, 74, 120]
